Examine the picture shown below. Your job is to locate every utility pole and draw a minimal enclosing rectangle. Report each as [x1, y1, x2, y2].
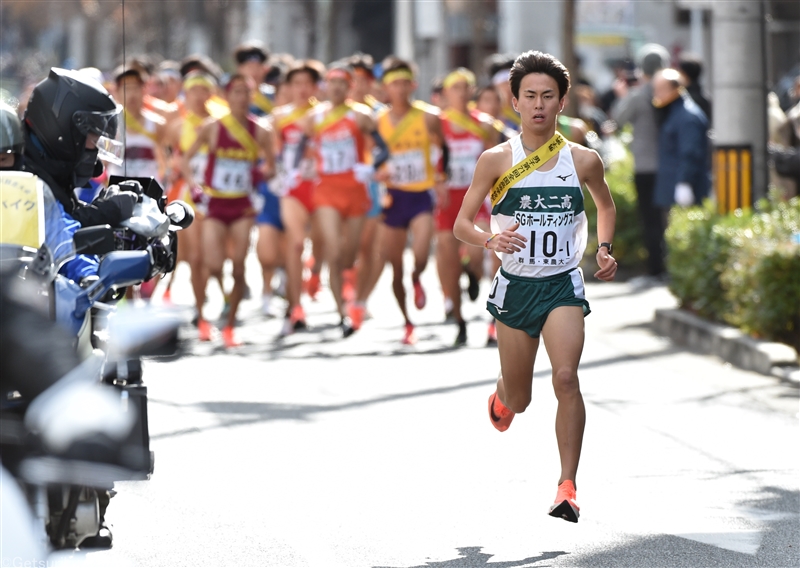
[562, 0, 577, 117]
[711, 0, 768, 205]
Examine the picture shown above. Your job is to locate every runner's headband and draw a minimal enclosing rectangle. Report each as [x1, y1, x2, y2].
[353, 67, 373, 80]
[492, 69, 510, 85]
[326, 68, 353, 83]
[183, 73, 216, 91]
[443, 68, 476, 89]
[382, 69, 414, 85]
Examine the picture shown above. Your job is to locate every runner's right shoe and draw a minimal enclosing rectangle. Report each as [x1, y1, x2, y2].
[488, 391, 514, 432]
[413, 279, 426, 310]
[197, 319, 214, 342]
[548, 480, 580, 523]
[454, 321, 467, 347]
[486, 320, 498, 347]
[348, 302, 365, 330]
[305, 272, 321, 301]
[402, 323, 417, 345]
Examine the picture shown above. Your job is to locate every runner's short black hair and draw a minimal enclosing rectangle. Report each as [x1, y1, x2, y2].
[348, 52, 374, 77]
[381, 56, 417, 77]
[180, 54, 223, 81]
[234, 42, 269, 65]
[286, 59, 325, 84]
[509, 50, 571, 100]
[485, 53, 516, 79]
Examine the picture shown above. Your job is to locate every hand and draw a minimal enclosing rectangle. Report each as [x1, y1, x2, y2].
[260, 161, 275, 180]
[674, 182, 694, 207]
[594, 248, 618, 281]
[487, 222, 527, 253]
[109, 190, 139, 219]
[353, 163, 375, 187]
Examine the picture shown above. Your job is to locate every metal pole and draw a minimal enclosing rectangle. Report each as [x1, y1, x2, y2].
[394, 0, 415, 60]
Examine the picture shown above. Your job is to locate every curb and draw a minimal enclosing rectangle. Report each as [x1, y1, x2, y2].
[653, 308, 800, 384]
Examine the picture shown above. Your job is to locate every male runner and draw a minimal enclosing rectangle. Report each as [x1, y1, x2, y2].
[270, 60, 324, 335]
[436, 68, 498, 346]
[347, 53, 388, 320]
[301, 65, 388, 336]
[163, 71, 215, 324]
[376, 56, 447, 345]
[182, 74, 275, 347]
[454, 51, 617, 523]
[233, 41, 286, 317]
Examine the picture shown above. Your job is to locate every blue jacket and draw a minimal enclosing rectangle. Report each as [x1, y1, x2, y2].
[42, 183, 99, 282]
[654, 94, 711, 208]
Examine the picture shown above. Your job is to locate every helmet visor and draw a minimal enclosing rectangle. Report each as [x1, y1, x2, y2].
[95, 134, 124, 165]
[72, 104, 122, 139]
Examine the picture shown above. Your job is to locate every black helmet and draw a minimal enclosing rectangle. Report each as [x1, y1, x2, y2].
[0, 101, 23, 155]
[24, 68, 122, 165]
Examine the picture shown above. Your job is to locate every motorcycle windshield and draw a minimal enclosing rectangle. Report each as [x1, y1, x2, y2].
[95, 135, 124, 166]
[72, 104, 122, 139]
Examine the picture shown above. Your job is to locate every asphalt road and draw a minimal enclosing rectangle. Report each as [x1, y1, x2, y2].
[90, 248, 800, 568]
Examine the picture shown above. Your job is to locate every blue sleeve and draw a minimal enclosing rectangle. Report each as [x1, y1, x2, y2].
[43, 188, 99, 282]
[676, 111, 708, 186]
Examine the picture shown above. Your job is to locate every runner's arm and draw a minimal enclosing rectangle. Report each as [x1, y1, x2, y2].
[575, 146, 617, 281]
[180, 121, 214, 186]
[453, 148, 527, 252]
[255, 123, 276, 179]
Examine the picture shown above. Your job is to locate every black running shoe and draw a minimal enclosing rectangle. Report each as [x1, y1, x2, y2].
[454, 321, 467, 347]
[341, 316, 356, 338]
[466, 269, 480, 301]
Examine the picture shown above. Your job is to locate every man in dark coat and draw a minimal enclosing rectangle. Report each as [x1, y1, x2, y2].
[652, 68, 710, 213]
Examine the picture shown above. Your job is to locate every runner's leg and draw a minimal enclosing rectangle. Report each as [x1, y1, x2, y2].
[257, 224, 284, 298]
[225, 217, 254, 329]
[355, 216, 379, 303]
[315, 206, 346, 316]
[408, 212, 433, 284]
[380, 224, 410, 324]
[280, 196, 310, 316]
[202, 218, 228, 321]
[540, 305, 586, 486]
[436, 230, 463, 322]
[495, 320, 539, 413]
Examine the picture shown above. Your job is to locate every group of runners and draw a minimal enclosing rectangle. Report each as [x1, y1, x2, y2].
[101, 46, 551, 348]
[94, 45, 618, 522]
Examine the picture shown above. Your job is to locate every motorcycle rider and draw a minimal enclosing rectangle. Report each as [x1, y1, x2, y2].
[22, 67, 139, 228]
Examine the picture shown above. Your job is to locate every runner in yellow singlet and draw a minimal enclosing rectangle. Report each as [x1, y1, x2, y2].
[376, 56, 447, 345]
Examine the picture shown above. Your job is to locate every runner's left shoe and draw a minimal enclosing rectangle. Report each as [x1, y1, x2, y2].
[488, 391, 514, 432]
[454, 321, 467, 347]
[548, 480, 580, 523]
[222, 325, 242, 348]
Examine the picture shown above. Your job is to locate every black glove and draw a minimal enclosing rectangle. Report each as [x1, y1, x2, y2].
[107, 191, 139, 220]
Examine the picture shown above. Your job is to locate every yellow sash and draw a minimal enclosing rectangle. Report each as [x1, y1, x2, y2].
[502, 106, 521, 127]
[253, 90, 274, 114]
[490, 132, 566, 207]
[124, 110, 159, 143]
[442, 109, 488, 140]
[276, 101, 317, 131]
[314, 102, 353, 134]
[219, 114, 260, 159]
[412, 99, 441, 116]
[0, 172, 44, 249]
[206, 96, 231, 119]
[381, 106, 424, 147]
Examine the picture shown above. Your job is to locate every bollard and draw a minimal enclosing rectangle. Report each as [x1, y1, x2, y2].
[714, 145, 753, 213]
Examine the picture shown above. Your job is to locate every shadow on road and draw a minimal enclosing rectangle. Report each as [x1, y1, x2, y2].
[373, 546, 567, 568]
[149, 377, 498, 440]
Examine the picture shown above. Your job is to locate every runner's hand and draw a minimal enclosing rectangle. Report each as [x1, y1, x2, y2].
[594, 249, 617, 281]
[488, 222, 527, 253]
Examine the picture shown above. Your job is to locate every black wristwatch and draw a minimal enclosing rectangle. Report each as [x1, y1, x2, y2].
[597, 242, 613, 254]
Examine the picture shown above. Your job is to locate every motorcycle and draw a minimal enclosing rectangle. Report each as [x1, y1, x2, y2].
[0, 175, 192, 552]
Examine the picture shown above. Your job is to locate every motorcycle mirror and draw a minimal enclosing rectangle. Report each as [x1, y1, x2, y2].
[165, 201, 194, 230]
[73, 225, 115, 256]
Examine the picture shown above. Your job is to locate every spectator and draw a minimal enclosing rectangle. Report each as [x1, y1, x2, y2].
[610, 43, 670, 277]
[652, 68, 711, 214]
[677, 52, 712, 124]
[767, 92, 798, 198]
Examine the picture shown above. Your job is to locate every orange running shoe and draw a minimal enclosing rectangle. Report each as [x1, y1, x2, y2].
[549, 480, 580, 523]
[348, 302, 365, 331]
[413, 279, 426, 310]
[197, 319, 214, 342]
[222, 325, 242, 348]
[401, 323, 417, 345]
[342, 268, 356, 303]
[290, 304, 307, 330]
[306, 272, 321, 300]
[488, 391, 514, 432]
[162, 288, 172, 305]
[486, 321, 498, 347]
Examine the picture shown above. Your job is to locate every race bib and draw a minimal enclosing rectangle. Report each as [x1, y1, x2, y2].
[211, 158, 252, 195]
[189, 153, 208, 182]
[320, 137, 357, 175]
[389, 150, 427, 186]
[486, 270, 510, 309]
[448, 154, 478, 189]
[513, 210, 575, 268]
[281, 142, 299, 172]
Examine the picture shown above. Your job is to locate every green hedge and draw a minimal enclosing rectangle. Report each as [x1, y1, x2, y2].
[665, 196, 800, 350]
[582, 148, 648, 272]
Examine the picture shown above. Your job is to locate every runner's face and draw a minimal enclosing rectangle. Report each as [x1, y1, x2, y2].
[326, 77, 349, 104]
[239, 60, 266, 85]
[384, 78, 415, 105]
[119, 76, 144, 112]
[290, 72, 317, 105]
[226, 79, 252, 114]
[444, 80, 472, 109]
[477, 89, 501, 117]
[185, 85, 211, 109]
[351, 74, 371, 100]
[513, 73, 564, 132]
